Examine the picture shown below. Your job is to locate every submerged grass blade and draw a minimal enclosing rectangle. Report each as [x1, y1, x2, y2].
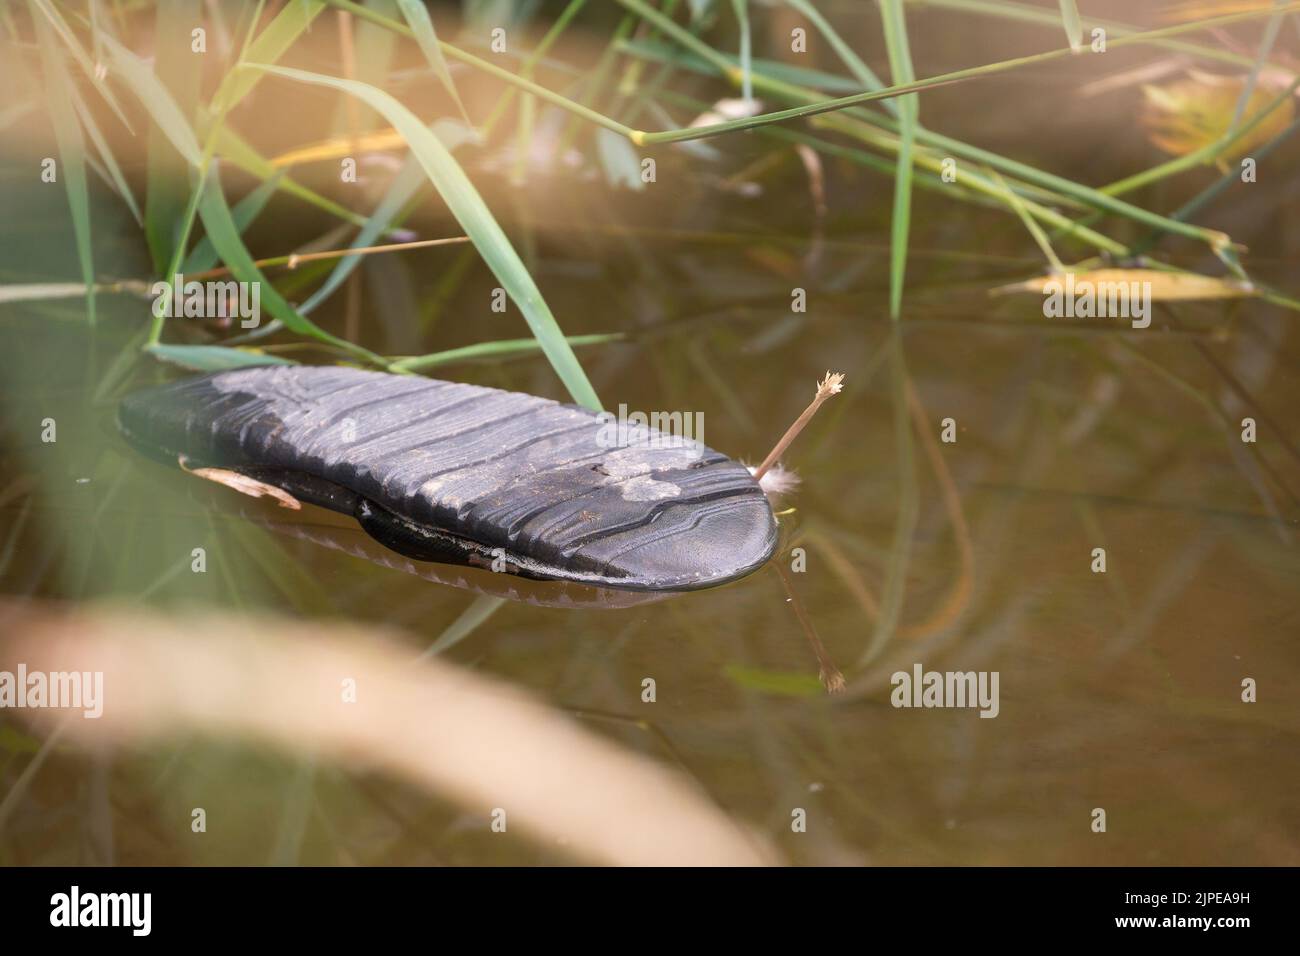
[863, 335, 918, 665]
[420, 595, 506, 658]
[246, 63, 604, 411]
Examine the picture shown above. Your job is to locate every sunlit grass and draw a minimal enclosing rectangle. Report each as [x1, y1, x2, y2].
[12, 0, 1300, 379]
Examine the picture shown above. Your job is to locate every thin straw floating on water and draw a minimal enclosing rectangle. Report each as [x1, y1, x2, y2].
[753, 371, 845, 482]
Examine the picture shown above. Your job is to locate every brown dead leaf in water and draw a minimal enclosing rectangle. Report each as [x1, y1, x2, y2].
[179, 456, 302, 509]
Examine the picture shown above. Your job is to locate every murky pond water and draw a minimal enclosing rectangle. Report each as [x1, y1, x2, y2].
[2, 3, 1298, 865]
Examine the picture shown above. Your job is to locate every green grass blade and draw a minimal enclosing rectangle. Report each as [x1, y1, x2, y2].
[1133, 116, 1300, 258]
[182, 172, 283, 274]
[986, 167, 1065, 272]
[100, 27, 211, 345]
[394, 0, 473, 126]
[33, 10, 95, 326]
[28, 0, 134, 132]
[391, 333, 623, 372]
[919, 0, 1283, 71]
[320, 0, 637, 139]
[208, 125, 370, 228]
[212, 0, 325, 113]
[247, 63, 604, 410]
[146, 344, 298, 371]
[301, 163, 427, 315]
[623, 0, 1299, 146]
[143, 0, 202, 273]
[313, 0, 1300, 155]
[1056, 0, 1083, 52]
[299, 119, 475, 315]
[1100, 74, 1300, 197]
[149, 167, 212, 345]
[879, 0, 916, 321]
[331, 0, 400, 135]
[194, 167, 387, 366]
[68, 85, 142, 227]
[619, 38, 869, 93]
[797, 120, 1124, 253]
[100, 33, 201, 165]
[620, 6, 1235, 250]
[782, 0, 891, 111]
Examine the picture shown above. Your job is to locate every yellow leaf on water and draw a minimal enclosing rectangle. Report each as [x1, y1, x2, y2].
[992, 269, 1255, 300]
